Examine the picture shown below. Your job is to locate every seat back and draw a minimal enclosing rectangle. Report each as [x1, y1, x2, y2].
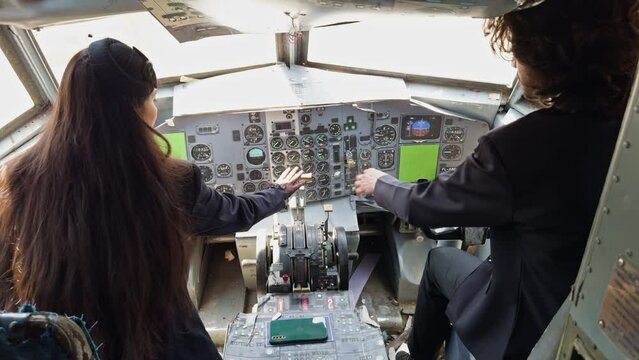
[0, 305, 100, 360]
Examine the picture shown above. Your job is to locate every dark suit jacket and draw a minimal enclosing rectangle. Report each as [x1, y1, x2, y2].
[374, 108, 620, 359]
[162, 163, 289, 360]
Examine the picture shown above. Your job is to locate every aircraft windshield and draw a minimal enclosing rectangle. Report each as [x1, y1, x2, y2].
[0, 51, 33, 128]
[308, 18, 517, 86]
[32, 12, 277, 82]
[32, 12, 516, 87]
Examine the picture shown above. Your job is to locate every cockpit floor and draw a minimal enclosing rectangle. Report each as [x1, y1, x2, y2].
[198, 243, 246, 349]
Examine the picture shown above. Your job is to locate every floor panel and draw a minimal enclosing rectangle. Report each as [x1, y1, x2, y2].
[198, 243, 246, 349]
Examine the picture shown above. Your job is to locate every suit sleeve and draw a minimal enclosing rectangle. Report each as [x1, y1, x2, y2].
[189, 165, 289, 235]
[373, 136, 513, 227]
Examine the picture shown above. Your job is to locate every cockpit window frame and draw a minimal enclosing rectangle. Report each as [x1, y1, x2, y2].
[30, 11, 280, 87]
[289, 29, 514, 98]
[300, 20, 517, 94]
[0, 25, 57, 162]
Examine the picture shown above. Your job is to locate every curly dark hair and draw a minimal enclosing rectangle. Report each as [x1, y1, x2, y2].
[485, 0, 639, 113]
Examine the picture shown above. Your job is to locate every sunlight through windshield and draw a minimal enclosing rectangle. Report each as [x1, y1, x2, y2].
[33, 12, 277, 82]
[0, 52, 33, 127]
[309, 17, 516, 86]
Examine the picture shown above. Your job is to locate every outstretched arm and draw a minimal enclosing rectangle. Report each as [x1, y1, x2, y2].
[192, 166, 303, 235]
[355, 136, 513, 228]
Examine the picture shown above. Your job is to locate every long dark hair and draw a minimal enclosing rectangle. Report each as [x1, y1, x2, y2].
[0, 39, 192, 360]
[485, 0, 639, 113]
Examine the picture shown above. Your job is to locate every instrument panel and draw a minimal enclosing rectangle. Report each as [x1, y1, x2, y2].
[162, 100, 489, 201]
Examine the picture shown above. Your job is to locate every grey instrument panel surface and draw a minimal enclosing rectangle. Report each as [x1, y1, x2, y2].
[162, 100, 489, 201]
[223, 291, 386, 359]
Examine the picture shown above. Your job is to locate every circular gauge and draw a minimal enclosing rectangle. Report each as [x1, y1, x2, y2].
[270, 137, 284, 150]
[271, 151, 285, 165]
[273, 165, 286, 178]
[301, 135, 314, 148]
[244, 125, 264, 144]
[316, 148, 329, 161]
[441, 144, 462, 160]
[316, 134, 328, 147]
[243, 182, 256, 193]
[258, 181, 270, 191]
[249, 169, 263, 181]
[318, 187, 331, 199]
[359, 162, 371, 172]
[328, 123, 342, 137]
[191, 144, 212, 161]
[302, 162, 315, 173]
[216, 163, 232, 177]
[246, 148, 266, 166]
[317, 161, 329, 173]
[306, 190, 318, 202]
[300, 114, 312, 125]
[287, 151, 300, 164]
[317, 174, 331, 187]
[444, 127, 465, 142]
[301, 149, 315, 162]
[285, 136, 299, 148]
[360, 149, 371, 161]
[215, 184, 234, 194]
[378, 150, 395, 169]
[198, 165, 214, 183]
[373, 125, 397, 146]
[305, 176, 317, 187]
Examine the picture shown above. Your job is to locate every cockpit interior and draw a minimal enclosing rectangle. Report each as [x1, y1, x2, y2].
[1, 1, 638, 360]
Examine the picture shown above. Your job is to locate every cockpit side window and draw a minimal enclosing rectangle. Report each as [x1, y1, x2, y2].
[0, 50, 34, 129]
[32, 12, 277, 84]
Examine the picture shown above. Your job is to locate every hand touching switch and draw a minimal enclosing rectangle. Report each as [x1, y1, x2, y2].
[275, 166, 305, 195]
[354, 168, 387, 196]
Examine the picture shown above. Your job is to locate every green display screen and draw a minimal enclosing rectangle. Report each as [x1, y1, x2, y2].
[398, 144, 440, 182]
[158, 132, 188, 160]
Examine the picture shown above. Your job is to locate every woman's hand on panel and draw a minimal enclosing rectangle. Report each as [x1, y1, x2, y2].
[355, 168, 386, 196]
[275, 166, 305, 195]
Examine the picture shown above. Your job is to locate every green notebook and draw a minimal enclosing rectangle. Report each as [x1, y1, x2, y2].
[269, 317, 328, 345]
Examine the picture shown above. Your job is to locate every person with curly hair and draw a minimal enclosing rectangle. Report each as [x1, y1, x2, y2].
[355, 0, 639, 358]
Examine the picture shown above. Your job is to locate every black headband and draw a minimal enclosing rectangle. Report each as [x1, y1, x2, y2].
[87, 38, 157, 98]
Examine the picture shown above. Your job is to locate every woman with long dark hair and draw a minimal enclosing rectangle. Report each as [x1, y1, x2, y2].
[357, 0, 639, 359]
[0, 38, 302, 360]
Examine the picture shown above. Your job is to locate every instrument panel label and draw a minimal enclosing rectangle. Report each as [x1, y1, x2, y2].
[599, 256, 639, 359]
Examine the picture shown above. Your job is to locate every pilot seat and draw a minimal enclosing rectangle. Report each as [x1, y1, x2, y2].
[0, 304, 100, 360]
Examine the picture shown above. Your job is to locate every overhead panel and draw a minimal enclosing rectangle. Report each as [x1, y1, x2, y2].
[0, 0, 546, 37]
[139, 0, 547, 43]
[0, 0, 143, 28]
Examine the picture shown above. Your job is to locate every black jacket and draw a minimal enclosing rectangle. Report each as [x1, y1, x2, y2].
[163, 164, 288, 360]
[374, 108, 620, 359]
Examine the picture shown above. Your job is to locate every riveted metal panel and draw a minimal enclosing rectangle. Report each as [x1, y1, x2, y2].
[566, 62, 639, 359]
